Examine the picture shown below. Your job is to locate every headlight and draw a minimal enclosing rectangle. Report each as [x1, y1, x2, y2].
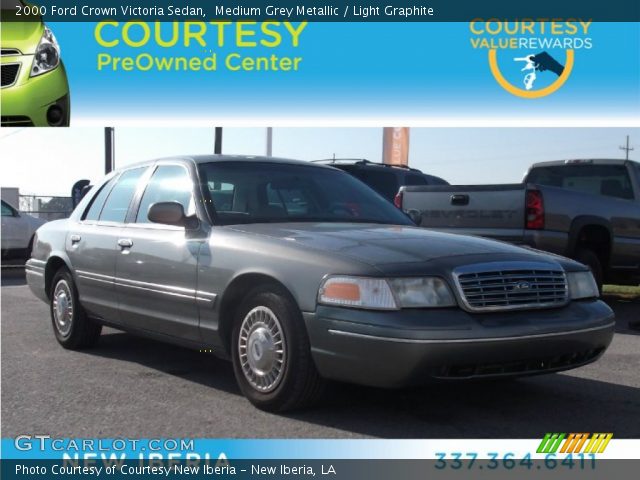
[318, 276, 456, 310]
[567, 271, 599, 300]
[31, 27, 60, 77]
[388, 277, 456, 308]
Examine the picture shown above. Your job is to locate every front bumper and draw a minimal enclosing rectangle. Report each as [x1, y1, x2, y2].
[305, 300, 615, 387]
[25, 258, 48, 303]
[1, 55, 70, 126]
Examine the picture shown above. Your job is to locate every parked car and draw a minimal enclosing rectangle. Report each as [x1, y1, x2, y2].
[1, 1, 70, 126]
[26, 156, 614, 411]
[313, 159, 448, 203]
[1, 199, 45, 260]
[397, 159, 640, 289]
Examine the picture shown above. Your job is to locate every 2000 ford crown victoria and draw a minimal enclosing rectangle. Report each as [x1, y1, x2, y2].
[26, 156, 615, 411]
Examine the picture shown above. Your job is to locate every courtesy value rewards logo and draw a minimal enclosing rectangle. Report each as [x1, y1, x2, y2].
[537, 433, 613, 454]
[469, 19, 593, 98]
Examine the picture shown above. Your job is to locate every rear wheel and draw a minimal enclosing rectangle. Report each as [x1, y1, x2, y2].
[575, 248, 603, 293]
[231, 285, 325, 412]
[50, 268, 101, 349]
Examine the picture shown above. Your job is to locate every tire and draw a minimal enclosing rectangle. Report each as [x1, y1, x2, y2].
[575, 248, 603, 293]
[231, 285, 325, 412]
[50, 268, 102, 349]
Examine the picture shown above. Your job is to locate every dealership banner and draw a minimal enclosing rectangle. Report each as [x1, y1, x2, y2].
[2, 437, 636, 459]
[2, 437, 640, 478]
[382, 127, 410, 166]
[1, 1, 639, 125]
[20, 21, 640, 124]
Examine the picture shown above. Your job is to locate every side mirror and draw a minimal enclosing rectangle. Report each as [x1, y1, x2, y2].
[406, 209, 422, 226]
[148, 202, 188, 227]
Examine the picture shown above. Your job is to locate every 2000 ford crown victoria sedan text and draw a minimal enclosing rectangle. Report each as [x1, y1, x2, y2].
[26, 156, 615, 411]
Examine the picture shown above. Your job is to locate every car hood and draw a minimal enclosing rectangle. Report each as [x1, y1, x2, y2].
[0, 16, 44, 54]
[227, 223, 558, 269]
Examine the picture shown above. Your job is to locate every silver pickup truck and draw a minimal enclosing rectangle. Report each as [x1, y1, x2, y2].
[397, 159, 640, 288]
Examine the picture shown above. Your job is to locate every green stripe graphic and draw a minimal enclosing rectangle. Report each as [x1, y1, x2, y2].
[537, 433, 552, 453]
[537, 433, 566, 453]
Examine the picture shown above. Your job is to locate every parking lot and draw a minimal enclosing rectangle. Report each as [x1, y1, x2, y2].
[2, 269, 639, 439]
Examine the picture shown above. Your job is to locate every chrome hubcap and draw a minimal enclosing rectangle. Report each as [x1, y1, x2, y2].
[238, 306, 286, 393]
[52, 280, 73, 336]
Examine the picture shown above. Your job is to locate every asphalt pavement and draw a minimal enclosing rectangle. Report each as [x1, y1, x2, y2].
[2, 270, 639, 439]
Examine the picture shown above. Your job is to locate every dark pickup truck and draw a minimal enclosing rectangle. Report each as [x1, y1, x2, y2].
[397, 159, 640, 287]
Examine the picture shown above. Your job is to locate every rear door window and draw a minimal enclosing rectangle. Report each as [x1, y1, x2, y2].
[83, 178, 117, 221]
[404, 174, 429, 186]
[98, 168, 146, 223]
[360, 170, 399, 200]
[1, 201, 16, 217]
[527, 164, 635, 200]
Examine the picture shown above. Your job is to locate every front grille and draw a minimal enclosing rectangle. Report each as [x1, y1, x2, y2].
[1, 116, 34, 127]
[435, 347, 604, 379]
[1, 49, 21, 56]
[455, 264, 568, 312]
[1, 63, 20, 87]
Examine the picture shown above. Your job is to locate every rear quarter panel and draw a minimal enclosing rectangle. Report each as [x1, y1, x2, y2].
[539, 185, 640, 265]
[25, 219, 71, 302]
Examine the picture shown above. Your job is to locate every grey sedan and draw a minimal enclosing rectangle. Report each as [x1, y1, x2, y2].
[26, 156, 615, 411]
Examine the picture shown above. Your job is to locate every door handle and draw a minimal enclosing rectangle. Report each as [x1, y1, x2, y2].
[450, 194, 470, 206]
[70, 234, 81, 244]
[117, 238, 133, 248]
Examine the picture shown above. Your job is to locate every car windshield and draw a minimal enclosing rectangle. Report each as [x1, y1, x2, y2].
[198, 161, 413, 226]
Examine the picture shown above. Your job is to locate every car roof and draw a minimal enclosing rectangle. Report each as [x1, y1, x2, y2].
[313, 158, 422, 172]
[118, 155, 334, 171]
[530, 158, 637, 168]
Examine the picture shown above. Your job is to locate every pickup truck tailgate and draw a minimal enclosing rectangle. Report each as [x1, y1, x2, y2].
[402, 184, 527, 241]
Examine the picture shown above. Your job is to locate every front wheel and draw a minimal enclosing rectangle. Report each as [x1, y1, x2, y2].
[50, 268, 102, 349]
[231, 285, 325, 412]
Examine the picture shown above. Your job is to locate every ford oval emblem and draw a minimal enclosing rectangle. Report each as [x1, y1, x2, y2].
[515, 281, 531, 290]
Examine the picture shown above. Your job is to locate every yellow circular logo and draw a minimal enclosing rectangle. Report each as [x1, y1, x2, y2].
[488, 49, 575, 99]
